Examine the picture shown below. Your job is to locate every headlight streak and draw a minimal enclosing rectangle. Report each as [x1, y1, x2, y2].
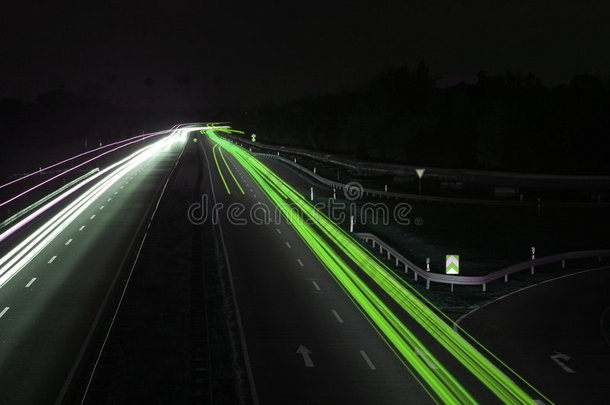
[207, 130, 550, 405]
[0, 131, 186, 288]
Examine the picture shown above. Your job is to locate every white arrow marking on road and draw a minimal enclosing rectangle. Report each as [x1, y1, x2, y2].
[0, 307, 9, 318]
[550, 352, 575, 373]
[296, 345, 314, 367]
[415, 349, 438, 369]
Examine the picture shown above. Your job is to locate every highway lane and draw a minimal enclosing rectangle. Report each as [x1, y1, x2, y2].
[459, 267, 610, 404]
[0, 135, 186, 404]
[199, 134, 436, 404]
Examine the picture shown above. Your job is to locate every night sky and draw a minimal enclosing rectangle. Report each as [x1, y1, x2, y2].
[2, 0, 610, 111]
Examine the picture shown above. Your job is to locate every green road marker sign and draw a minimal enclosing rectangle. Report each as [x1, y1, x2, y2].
[446, 255, 459, 274]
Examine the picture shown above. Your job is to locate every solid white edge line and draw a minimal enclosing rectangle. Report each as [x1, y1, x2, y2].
[199, 135, 260, 405]
[453, 265, 610, 332]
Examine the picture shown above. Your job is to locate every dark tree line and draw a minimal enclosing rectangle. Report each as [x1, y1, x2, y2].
[237, 63, 610, 175]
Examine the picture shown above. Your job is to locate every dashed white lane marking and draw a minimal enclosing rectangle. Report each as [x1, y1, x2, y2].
[25, 278, 37, 288]
[285, 242, 292, 249]
[360, 350, 376, 370]
[48, 256, 57, 264]
[107, 198, 112, 202]
[99, 205, 104, 210]
[332, 309, 344, 323]
[276, 228, 282, 234]
[79, 226, 85, 231]
[65, 239, 73, 246]
[114, 191, 118, 195]
[297, 259, 304, 267]
[0, 307, 9, 318]
[90, 214, 96, 220]
[120, 185, 124, 189]
[311, 281, 321, 291]
[253, 194, 257, 198]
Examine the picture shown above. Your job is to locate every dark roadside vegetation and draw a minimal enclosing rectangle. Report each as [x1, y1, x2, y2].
[235, 62, 610, 175]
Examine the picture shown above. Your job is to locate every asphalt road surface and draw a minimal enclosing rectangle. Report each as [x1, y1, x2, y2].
[0, 139, 185, 404]
[459, 267, 610, 404]
[198, 134, 436, 404]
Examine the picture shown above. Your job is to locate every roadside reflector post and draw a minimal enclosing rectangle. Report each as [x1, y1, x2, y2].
[333, 189, 336, 199]
[426, 257, 430, 272]
[504, 274, 508, 282]
[562, 259, 566, 269]
[531, 246, 536, 275]
[277, 152, 280, 156]
[313, 167, 317, 174]
[404, 263, 408, 274]
[482, 283, 486, 292]
[415, 169, 426, 194]
[384, 184, 388, 192]
[310, 187, 314, 201]
[450, 283, 454, 292]
[349, 215, 354, 233]
[294, 157, 297, 163]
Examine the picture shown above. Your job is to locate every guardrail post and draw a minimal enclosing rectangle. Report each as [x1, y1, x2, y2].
[371, 240, 375, 248]
[450, 283, 454, 292]
[395, 257, 399, 266]
[404, 263, 408, 273]
[379, 245, 383, 254]
[414, 272, 418, 281]
[504, 274, 508, 282]
[530, 266, 535, 275]
[387, 250, 391, 260]
[426, 279, 430, 290]
[482, 283, 486, 292]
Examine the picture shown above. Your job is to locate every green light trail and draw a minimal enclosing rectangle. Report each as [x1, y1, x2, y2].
[205, 130, 550, 405]
[218, 145, 245, 194]
[212, 144, 231, 194]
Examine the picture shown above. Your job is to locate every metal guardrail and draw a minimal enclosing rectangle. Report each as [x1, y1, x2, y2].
[252, 151, 610, 208]
[0, 169, 99, 230]
[234, 136, 610, 188]
[355, 232, 610, 292]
